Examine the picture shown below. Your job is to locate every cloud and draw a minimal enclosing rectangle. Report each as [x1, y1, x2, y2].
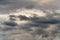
[18, 14, 60, 24]
[8, 14, 59, 36]
[0, 0, 35, 13]
[4, 21, 17, 26]
[34, 0, 55, 6]
[0, 0, 60, 14]
[18, 15, 29, 20]
[7, 9, 60, 38]
[0, 1, 60, 39]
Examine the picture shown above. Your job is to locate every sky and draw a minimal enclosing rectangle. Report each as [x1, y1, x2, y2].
[0, 0, 60, 40]
[0, 0, 60, 13]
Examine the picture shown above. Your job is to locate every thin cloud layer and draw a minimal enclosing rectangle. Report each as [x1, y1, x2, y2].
[0, 0, 60, 13]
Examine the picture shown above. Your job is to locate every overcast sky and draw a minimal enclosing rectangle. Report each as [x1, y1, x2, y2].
[0, 0, 60, 40]
[0, 0, 60, 14]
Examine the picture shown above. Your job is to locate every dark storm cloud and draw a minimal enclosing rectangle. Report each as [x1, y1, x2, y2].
[1, 13, 60, 40]
[18, 15, 29, 20]
[18, 14, 60, 24]
[4, 21, 17, 26]
[14, 14, 60, 36]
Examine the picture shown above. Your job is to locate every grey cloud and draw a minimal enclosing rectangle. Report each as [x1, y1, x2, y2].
[18, 15, 29, 20]
[1, 20, 17, 31]
[1, 13, 60, 40]
[18, 14, 60, 24]
[0, 0, 60, 39]
[0, 0, 60, 14]
[9, 15, 17, 21]
[10, 12, 60, 37]
[0, 0, 35, 13]
[4, 21, 17, 27]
